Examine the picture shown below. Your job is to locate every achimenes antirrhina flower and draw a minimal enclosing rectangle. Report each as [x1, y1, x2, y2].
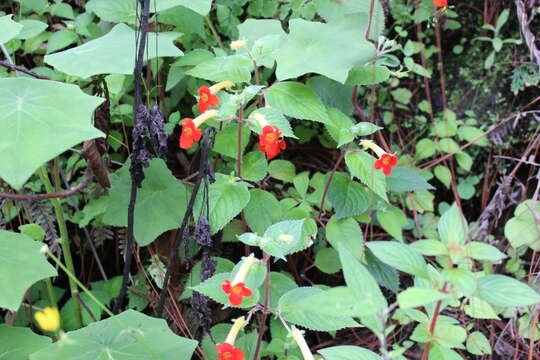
[230, 40, 247, 50]
[221, 255, 255, 306]
[34, 306, 60, 332]
[361, 139, 398, 175]
[216, 317, 246, 360]
[254, 113, 286, 159]
[197, 81, 233, 112]
[434, 0, 448, 7]
[179, 110, 218, 150]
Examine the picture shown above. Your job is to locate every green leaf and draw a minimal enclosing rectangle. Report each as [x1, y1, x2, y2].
[318, 345, 381, 360]
[351, 122, 383, 136]
[49, 3, 75, 19]
[346, 65, 390, 86]
[307, 76, 354, 116]
[458, 126, 489, 146]
[0, 78, 104, 190]
[244, 189, 282, 235]
[0, 230, 57, 310]
[434, 165, 452, 189]
[376, 205, 408, 241]
[46, 30, 78, 54]
[103, 159, 188, 246]
[337, 243, 387, 312]
[278, 287, 360, 331]
[344, 151, 388, 202]
[315, 247, 342, 274]
[60, 291, 110, 330]
[391, 88, 412, 104]
[325, 108, 355, 144]
[191, 272, 259, 309]
[29, 310, 197, 360]
[438, 203, 467, 248]
[15, 19, 48, 40]
[464, 297, 499, 319]
[0, 324, 51, 360]
[293, 171, 310, 198]
[213, 124, 251, 159]
[268, 160, 296, 182]
[152, 0, 213, 15]
[265, 81, 329, 124]
[464, 242, 506, 261]
[410, 240, 448, 256]
[327, 172, 369, 219]
[386, 166, 435, 192]
[275, 18, 376, 83]
[78, 196, 109, 227]
[261, 220, 306, 260]
[181, 257, 235, 300]
[325, 216, 364, 260]
[466, 331, 491, 355]
[45, 24, 182, 78]
[194, 174, 251, 234]
[504, 199, 540, 250]
[365, 250, 399, 293]
[267, 272, 297, 309]
[428, 345, 464, 360]
[187, 55, 252, 83]
[237, 19, 286, 68]
[18, 224, 45, 242]
[415, 138, 436, 159]
[367, 241, 428, 278]
[397, 287, 448, 309]
[476, 275, 540, 307]
[86, 0, 137, 23]
[241, 151, 268, 182]
[0, 15, 23, 45]
[438, 138, 460, 153]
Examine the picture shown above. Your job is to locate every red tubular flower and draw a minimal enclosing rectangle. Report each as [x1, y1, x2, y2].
[434, 0, 448, 7]
[179, 118, 202, 149]
[374, 153, 398, 175]
[217, 343, 245, 360]
[197, 86, 219, 113]
[258, 125, 286, 159]
[221, 280, 252, 306]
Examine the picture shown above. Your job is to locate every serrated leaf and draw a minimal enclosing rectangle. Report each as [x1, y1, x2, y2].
[337, 243, 387, 312]
[315, 247, 342, 274]
[504, 199, 540, 250]
[268, 160, 296, 182]
[0, 78, 104, 189]
[103, 159, 188, 246]
[46, 29, 78, 54]
[367, 241, 429, 278]
[0, 324, 51, 360]
[265, 81, 329, 124]
[434, 165, 452, 189]
[326, 216, 364, 260]
[0, 15, 23, 45]
[244, 189, 282, 235]
[45, 24, 182, 78]
[248, 107, 296, 138]
[344, 151, 388, 201]
[346, 65, 390, 86]
[278, 287, 360, 331]
[438, 203, 467, 248]
[275, 18, 376, 83]
[376, 205, 408, 241]
[464, 242, 506, 261]
[237, 19, 286, 68]
[327, 172, 369, 219]
[318, 345, 381, 360]
[464, 297, 499, 319]
[397, 287, 448, 309]
[193, 174, 251, 234]
[466, 331, 491, 355]
[29, 310, 197, 360]
[0, 230, 57, 310]
[262, 220, 305, 260]
[213, 124, 251, 159]
[476, 275, 540, 307]
[241, 151, 268, 182]
[385, 167, 434, 192]
[307, 76, 354, 116]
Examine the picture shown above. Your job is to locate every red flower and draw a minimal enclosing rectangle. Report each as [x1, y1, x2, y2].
[179, 118, 202, 149]
[217, 343, 245, 360]
[222, 280, 252, 306]
[197, 86, 219, 113]
[374, 154, 398, 175]
[434, 0, 448, 7]
[258, 125, 286, 159]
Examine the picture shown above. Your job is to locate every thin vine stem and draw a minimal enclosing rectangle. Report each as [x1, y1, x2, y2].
[38, 165, 82, 327]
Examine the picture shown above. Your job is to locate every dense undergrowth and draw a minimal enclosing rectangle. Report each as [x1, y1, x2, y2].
[0, 0, 540, 359]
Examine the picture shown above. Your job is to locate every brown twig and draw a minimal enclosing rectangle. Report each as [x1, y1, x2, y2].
[0, 172, 93, 200]
[0, 60, 51, 80]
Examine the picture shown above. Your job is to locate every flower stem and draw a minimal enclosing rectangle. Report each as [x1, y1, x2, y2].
[252, 253, 271, 360]
[38, 166, 83, 328]
[46, 250, 114, 317]
[421, 282, 448, 360]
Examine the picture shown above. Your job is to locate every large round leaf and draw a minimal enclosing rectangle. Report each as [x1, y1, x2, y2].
[0, 324, 51, 360]
[0, 78, 104, 189]
[0, 230, 57, 310]
[29, 310, 198, 360]
[45, 23, 183, 78]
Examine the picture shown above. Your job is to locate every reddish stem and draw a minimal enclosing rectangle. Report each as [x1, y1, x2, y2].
[421, 282, 448, 360]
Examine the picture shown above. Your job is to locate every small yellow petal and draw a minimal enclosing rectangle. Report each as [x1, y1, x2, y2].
[209, 81, 234, 94]
[230, 40, 247, 50]
[35, 307, 60, 332]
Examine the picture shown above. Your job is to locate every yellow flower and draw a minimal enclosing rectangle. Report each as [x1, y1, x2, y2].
[35, 307, 60, 332]
[230, 40, 247, 50]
